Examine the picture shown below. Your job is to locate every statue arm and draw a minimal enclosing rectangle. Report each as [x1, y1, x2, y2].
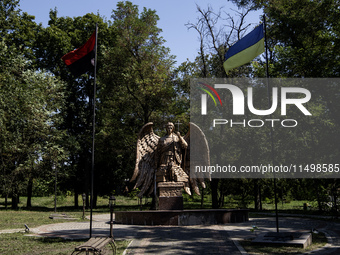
[177, 132, 188, 149]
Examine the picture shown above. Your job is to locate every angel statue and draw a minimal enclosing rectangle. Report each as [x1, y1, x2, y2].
[130, 121, 210, 199]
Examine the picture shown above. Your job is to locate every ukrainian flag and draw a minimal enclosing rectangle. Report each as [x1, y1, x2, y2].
[224, 23, 264, 72]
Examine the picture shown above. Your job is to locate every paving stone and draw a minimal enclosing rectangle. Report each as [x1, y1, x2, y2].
[2, 213, 339, 254]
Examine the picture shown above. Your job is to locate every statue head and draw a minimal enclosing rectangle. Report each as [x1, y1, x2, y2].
[165, 122, 175, 135]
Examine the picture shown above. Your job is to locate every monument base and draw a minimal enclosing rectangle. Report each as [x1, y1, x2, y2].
[159, 197, 183, 210]
[158, 182, 184, 210]
[115, 209, 249, 226]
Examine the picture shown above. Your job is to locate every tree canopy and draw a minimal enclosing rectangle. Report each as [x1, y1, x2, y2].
[1, 0, 339, 211]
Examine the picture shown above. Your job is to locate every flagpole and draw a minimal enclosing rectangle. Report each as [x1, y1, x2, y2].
[90, 23, 98, 238]
[263, 15, 279, 233]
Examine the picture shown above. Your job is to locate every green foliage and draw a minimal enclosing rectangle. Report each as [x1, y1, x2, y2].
[250, 225, 259, 235]
[32, 179, 55, 197]
[0, 0, 39, 60]
[100, 1, 175, 123]
[0, 39, 67, 206]
[233, 0, 340, 78]
[265, 0, 340, 77]
[0, 232, 129, 255]
[1, 0, 340, 213]
[96, 1, 180, 193]
[128, 188, 140, 198]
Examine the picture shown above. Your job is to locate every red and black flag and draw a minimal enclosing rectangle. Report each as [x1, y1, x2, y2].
[62, 31, 96, 77]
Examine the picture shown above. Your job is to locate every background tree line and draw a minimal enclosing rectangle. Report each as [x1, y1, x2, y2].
[179, 0, 340, 210]
[0, 0, 339, 212]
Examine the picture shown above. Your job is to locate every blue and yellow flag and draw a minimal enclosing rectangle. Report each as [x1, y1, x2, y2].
[224, 24, 264, 72]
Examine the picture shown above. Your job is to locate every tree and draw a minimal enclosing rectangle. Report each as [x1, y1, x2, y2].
[100, 1, 175, 123]
[231, 0, 340, 78]
[32, 2, 183, 206]
[183, 4, 263, 208]
[185, 4, 258, 79]
[267, 0, 340, 77]
[97, 1, 178, 199]
[0, 0, 40, 60]
[0, 41, 67, 208]
[33, 9, 116, 207]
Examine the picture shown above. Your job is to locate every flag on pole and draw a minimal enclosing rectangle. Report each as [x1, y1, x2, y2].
[62, 31, 96, 77]
[223, 24, 264, 72]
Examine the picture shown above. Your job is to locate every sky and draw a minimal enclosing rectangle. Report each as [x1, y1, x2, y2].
[19, 0, 263, 66]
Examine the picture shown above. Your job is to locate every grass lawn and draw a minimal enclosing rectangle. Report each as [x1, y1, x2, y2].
[0, 232, 130, 255]
[0, 195, 136, 254]
[0, 195, 142, 230]
[0, 194, 336, 254]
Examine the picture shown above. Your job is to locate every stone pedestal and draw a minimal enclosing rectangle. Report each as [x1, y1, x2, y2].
[158, 182, 184, 210]
[115, 209, 249, 225]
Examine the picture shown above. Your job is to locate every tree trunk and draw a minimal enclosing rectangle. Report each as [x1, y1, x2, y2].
[5, 193, 8, 209]
[26, 176, 33, 208]
[86, 192, 90, 208]
[201, 187, 204, 209]
[211, 179, 219, 209]
[11, 192, 19, 209]
[260, 187, 262, 210]
[316, 182, 323, 212]
[254, 179, 261, 210]
[93, 191, 98, 208]
[333, 192, 338, 219]
[74, 190, 79, 208]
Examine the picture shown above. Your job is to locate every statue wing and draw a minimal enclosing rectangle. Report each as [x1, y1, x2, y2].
[130, 122, 160, 198]
[183, 122, 211, 195]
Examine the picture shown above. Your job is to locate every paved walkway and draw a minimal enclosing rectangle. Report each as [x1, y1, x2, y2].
[2, 214, 340, 254]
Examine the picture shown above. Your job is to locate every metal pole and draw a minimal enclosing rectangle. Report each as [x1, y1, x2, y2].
[264, 15, 279, 233]
[54, 164, 57, 213]
[109, 196, 115, 238]
[110, 207, 113, 238]
[90, 23, 98, 238]
[264, 15, 270, 79]
[82, 193, 86, 220]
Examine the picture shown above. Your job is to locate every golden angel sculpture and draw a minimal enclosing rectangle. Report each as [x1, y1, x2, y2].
[130, 122, 210, 198]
